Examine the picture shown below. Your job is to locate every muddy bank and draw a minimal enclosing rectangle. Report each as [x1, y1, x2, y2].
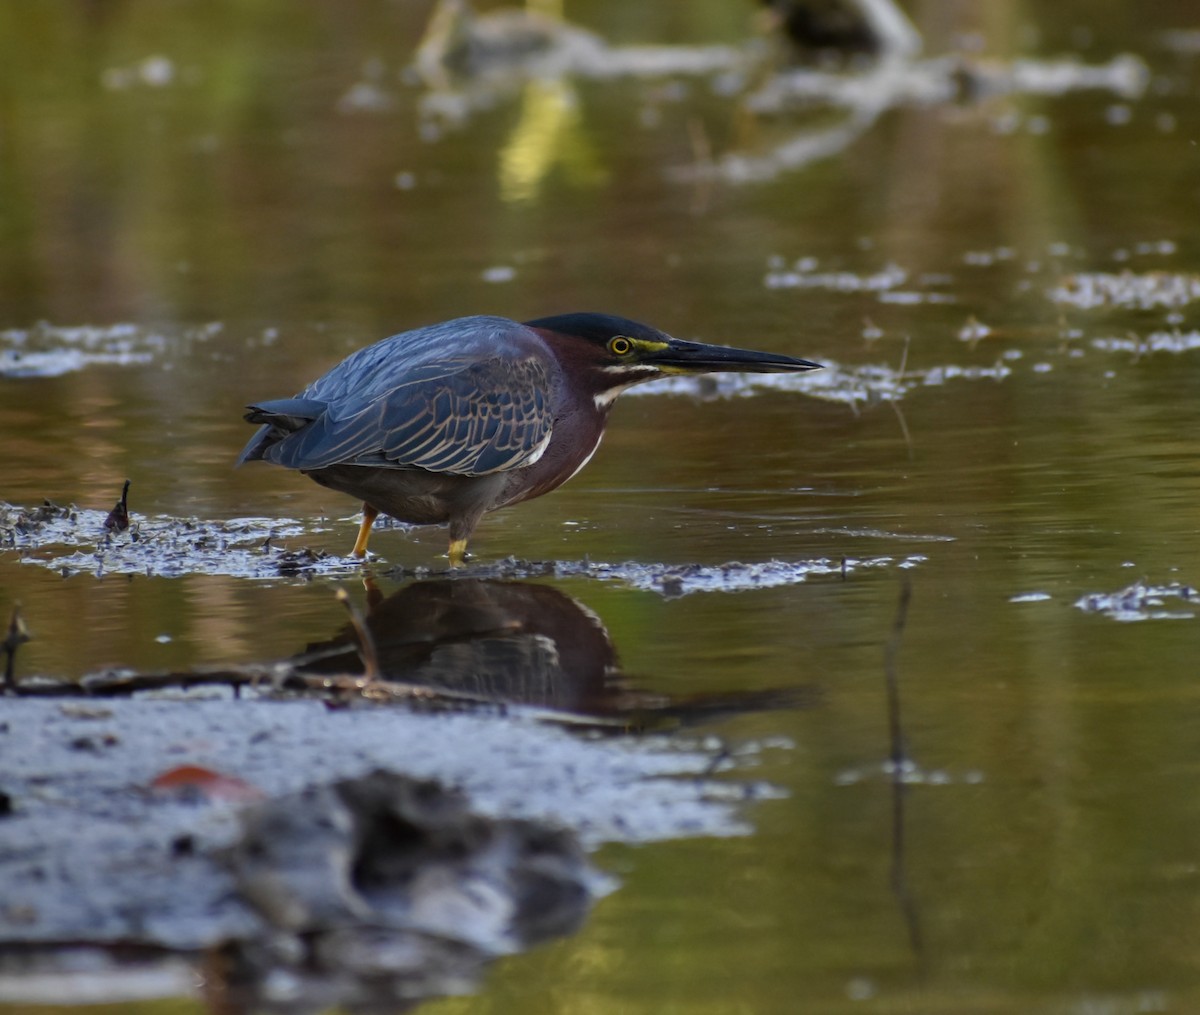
[0, 695, 783, 1009]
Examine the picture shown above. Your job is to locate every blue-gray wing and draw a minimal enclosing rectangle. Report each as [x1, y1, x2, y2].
[258, 352, 554, 476]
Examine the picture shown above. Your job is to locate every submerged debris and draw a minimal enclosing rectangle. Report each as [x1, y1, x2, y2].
[0, 322, 219, 378]
[634, 353, 1015, 407]
[0, 499, 75, 539]
[400, 0, 1148, 185]
[679, 52, 1146, 183]
[1009, 591, 1052, 603]
[412, 0, 749, 132]
[764, 260, 908, 293]
[1049, 271, 1200, 310]
[413, 0, 747, 87]
[0, 324, 153, 377]
[835, 758, 985, 787]
[957, 315, 993, 345]
[1074, 580, 1197, 621]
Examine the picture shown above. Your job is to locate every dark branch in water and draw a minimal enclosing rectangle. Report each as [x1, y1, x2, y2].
[885, 576, 911, 774]
[884, 576, 924, 966]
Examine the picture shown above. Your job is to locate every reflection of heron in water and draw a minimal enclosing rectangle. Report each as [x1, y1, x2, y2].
[299, 578, 813, 725]
[302, 578, 618, 715]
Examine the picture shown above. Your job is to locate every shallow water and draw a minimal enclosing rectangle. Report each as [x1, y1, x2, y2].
[4, 1, 1200, 1012]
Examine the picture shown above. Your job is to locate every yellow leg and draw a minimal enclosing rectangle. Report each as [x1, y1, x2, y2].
[361, 574, 383, 611]
[448, 537, 468, 567]
[351, 503, 379, 558]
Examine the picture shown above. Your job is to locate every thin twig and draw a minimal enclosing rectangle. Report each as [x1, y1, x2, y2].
[888, 397, 914, 460]
[896, 333, 910, 381]
[889, 334, 914, 458]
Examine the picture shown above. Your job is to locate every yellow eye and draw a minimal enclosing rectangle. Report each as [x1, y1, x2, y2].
[609, 336, 633, 356]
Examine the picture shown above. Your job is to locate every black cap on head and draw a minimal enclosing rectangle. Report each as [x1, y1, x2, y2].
[524, 312, 670, 345]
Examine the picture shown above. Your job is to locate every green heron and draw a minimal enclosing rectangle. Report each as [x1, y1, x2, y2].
[237, 313, 820, 563]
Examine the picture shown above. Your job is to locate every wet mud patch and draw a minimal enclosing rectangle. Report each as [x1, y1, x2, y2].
[4, 497, 932, 587]
[0, 697, 767, 849]
[2, 500, 358, 580]
[0, 697, 781, 1008]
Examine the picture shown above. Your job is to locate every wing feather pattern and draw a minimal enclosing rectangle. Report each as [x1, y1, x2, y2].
[257, 324, 555, 477]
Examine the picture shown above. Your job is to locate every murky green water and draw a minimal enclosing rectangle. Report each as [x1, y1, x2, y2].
[4, 1, 1200, 1012]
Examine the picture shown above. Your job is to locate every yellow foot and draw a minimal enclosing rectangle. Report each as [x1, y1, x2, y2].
[351, 503, 379, 558]
[448, 538, 468, 567]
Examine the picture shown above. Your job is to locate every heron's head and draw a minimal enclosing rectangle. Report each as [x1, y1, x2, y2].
[524, 312, 822, 408]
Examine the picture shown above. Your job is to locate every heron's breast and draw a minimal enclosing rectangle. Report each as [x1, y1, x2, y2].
[498, 405, 607, 508]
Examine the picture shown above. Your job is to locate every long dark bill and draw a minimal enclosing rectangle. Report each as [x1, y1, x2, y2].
[651, 339, 822, 374]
